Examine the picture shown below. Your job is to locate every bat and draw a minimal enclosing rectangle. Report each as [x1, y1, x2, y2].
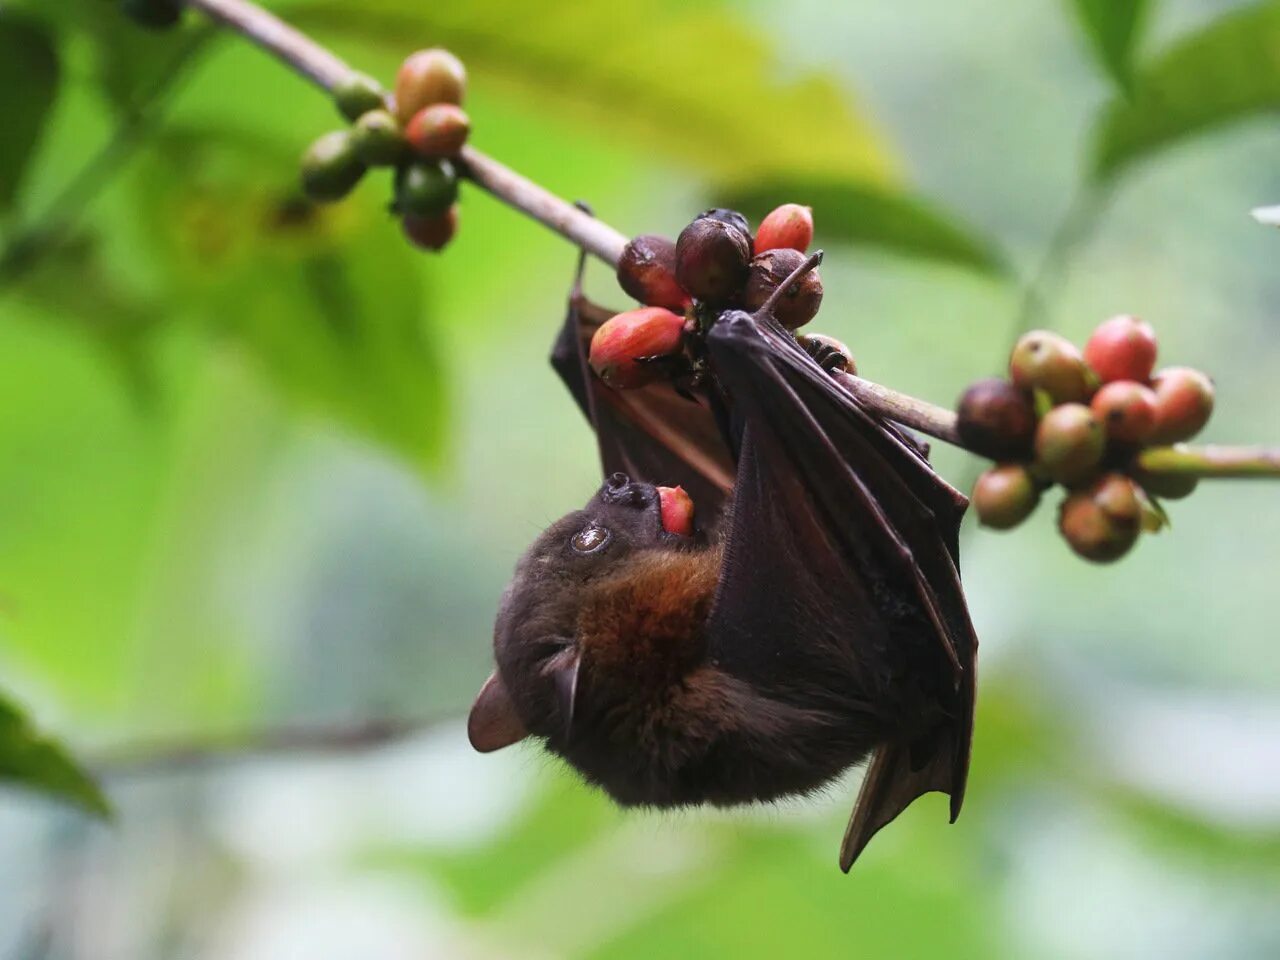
[468, 251, 978, 870]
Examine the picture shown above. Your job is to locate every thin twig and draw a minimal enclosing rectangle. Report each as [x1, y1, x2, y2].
[165, 0, 1280, 482]
[93, 714, 453, 777]
[1136, 445, 1280, 479]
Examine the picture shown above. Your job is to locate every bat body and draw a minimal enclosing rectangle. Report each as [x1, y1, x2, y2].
[470, 273, 978, 870]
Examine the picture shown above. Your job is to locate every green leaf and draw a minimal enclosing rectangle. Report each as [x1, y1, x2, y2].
[1067, 0, 1149, 94]
[1092, 2, 1280, 180]
[717, 178, 1008, 276]
[290, 0, 895, 185]
[0, 690, 110, 817]
[0, 14, 59, 212]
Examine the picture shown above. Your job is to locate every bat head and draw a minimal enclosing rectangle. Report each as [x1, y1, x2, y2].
[468, 472, 702, 754]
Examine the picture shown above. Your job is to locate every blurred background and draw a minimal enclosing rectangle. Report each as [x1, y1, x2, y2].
[2, 0, 1279, 957]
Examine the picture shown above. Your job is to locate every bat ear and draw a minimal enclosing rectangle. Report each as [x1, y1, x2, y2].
[467, 671, 528, 753]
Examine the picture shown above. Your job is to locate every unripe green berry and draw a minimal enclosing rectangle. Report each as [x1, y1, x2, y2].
[333, 72, 388, 122]
[1149, 367, 1215, 444]
[1058, 473, 1142, 563]
[1009, 331, 1095, 404]
[1035, 402, 1105, 486]
[973, 464, 1040, 530]
[300, 130, 366, 203]
[352, 110, 405, 167]
[956, 378, 1036, 461]
[393, 159, 459, 217]
[122, 0, 182, 29]
[395, 48, 467, 125]
[1132, 465, 1200, 501]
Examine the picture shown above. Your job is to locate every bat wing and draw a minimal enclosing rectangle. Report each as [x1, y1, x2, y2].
[550, 275, 735, 513]
[703, 311, 978, 871]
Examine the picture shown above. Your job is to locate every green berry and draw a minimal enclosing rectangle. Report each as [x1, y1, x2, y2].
[352, 110, 405, 167]
[300, 131, 366, 203]
[1035, 403, 1105, 486]
[1133, 467, 1199, 501]
[972, 464, 1040, 530]
[393, 159, 459, 217]
[122, 0, 182, 29]
[1009, 331, 1095, 404]
[333, 72, 388, 122]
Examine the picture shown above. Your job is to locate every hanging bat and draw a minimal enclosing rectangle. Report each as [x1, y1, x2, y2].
[468, 252, 978, 870]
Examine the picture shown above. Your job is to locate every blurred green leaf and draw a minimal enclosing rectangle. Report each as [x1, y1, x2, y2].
[0, 14, 59, 213]
[718, 178, 1007, 276]
[1067, 0, 1149, 94]
[291, 0, 896, 185]
[1092, 2, 1280, 180]
[0, 690, 110, 817]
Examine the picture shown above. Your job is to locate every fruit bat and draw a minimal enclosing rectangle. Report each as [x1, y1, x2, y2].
[468, 252, 978, 870]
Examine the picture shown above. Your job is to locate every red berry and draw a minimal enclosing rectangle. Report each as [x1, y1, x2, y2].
[674, 215, 752, 305]
[1083, 314, 1157, 384]
[395, 48, 466, 124]
[588, 307, 686, 389]
[406, 103, 470, 157]
[402, 206, 458, 251]
[616, 235, 692, 313]
[657, 485, 695, 536]
[1149, 367, 1215, 443]
[1058, 473, 1143, 563]
[755, 204, 813, 253]
[1090, 380, 1158, 444]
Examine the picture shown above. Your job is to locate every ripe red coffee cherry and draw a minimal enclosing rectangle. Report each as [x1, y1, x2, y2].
[402, 206, 459, 252]
[1035, 403, 1105, 486]
[588, 307, 686, 389]
[741, 248, 823, 328]
[406, 104, 470, 157]
[657, 486, 695, 536]
[616, 235, 692, 313]
[1149, 367, 1215, 443]
[972, 464, 1040, 530]
[755, 204, 814, 253]
[1009, 331, 1095, 404]
[1090, 380, 1158, 444]
[955, 378, 1036, 461]
[1084, 314, 1157, 384]
[1058, 473, 1143, 563]
[675, 214, 752, 305]
[395, 48, 466, 124]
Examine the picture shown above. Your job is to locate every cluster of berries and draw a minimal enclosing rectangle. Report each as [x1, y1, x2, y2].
[958, 315, 1215, 562]
[300, 49, 471, 252]
[588, 204, 835, 389]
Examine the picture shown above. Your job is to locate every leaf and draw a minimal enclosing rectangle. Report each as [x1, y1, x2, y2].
[0, 690, 110, 817]
[1092, 2, 1280, 180]
[717, 178, 1007, 276]
[290, 0, 896, 185]
[0, 14, 59, 212]
[1067, 0, 1149, 94]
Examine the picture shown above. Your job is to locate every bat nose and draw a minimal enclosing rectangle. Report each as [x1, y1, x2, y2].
[599, 473, 654, 508]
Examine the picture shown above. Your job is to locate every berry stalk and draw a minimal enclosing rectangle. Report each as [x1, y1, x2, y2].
[177, 0, 1280, 483]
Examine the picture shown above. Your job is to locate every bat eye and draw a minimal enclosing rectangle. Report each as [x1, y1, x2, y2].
[570, 523, 611, 554]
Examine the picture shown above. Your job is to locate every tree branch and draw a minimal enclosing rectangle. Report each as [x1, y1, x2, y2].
[175, 0, 1280, 482]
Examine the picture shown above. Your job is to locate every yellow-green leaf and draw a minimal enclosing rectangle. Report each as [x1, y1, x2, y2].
[0, 14, 59, 212]
[0, 691, 110, 817]
[289, 0, 896, 185]
[1067, 0, 1149, 95]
